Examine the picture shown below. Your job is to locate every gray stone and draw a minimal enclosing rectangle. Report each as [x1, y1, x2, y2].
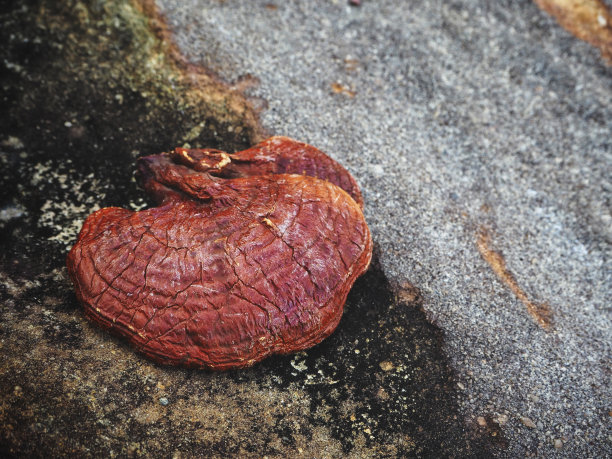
[156, 0, 611, 455]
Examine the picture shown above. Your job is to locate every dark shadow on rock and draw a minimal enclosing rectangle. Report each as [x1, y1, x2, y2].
[241, 249, 501, 456]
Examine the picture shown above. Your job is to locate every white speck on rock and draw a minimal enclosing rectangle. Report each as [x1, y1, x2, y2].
[0, 205, 26, 222]
[597, 14, 607, 27]
[1, 136, 24, 149]
[290, 357, 308, 372]
[368, 164, 384, 177]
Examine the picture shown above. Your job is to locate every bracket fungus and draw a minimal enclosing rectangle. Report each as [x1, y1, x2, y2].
[67, 137, 372, 370]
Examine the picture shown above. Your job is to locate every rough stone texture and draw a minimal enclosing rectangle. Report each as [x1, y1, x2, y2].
[156, 0, 611, 456]
[0, 0, 610, 457]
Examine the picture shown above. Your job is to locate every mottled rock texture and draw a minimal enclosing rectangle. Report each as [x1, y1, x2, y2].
[1, 0, 610, 457]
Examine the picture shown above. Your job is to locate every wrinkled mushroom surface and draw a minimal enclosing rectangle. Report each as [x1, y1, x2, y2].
[67, 137, 372, 369]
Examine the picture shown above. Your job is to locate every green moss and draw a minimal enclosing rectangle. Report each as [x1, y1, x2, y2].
[3, 0, 260, 158]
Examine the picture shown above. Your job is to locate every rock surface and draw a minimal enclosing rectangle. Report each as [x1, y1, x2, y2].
[156, 0, 612, 455]
[1, 0, 610, 457]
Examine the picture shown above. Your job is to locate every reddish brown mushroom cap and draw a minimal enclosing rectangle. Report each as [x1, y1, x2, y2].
[67, 137, 372, 370]
[163, 136, 364, 208]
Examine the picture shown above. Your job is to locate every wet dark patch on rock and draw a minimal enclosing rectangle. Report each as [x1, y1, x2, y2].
[41, 314, 85, 350]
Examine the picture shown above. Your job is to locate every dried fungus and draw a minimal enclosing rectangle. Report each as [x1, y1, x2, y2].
[67, 137, 372, 370]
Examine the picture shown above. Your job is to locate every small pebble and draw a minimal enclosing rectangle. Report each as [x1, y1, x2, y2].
[1, 136, 24, 149]
[127, 443, 140, 455]
[376, 387, 389, 400]
[379, 360, 394, 371]
[159, 397, 169, 406]
[476, 416, 487, 427]
[554, 439, 563, 449]
[496, 414, 509, 425]
[520, 416, 536, 428]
